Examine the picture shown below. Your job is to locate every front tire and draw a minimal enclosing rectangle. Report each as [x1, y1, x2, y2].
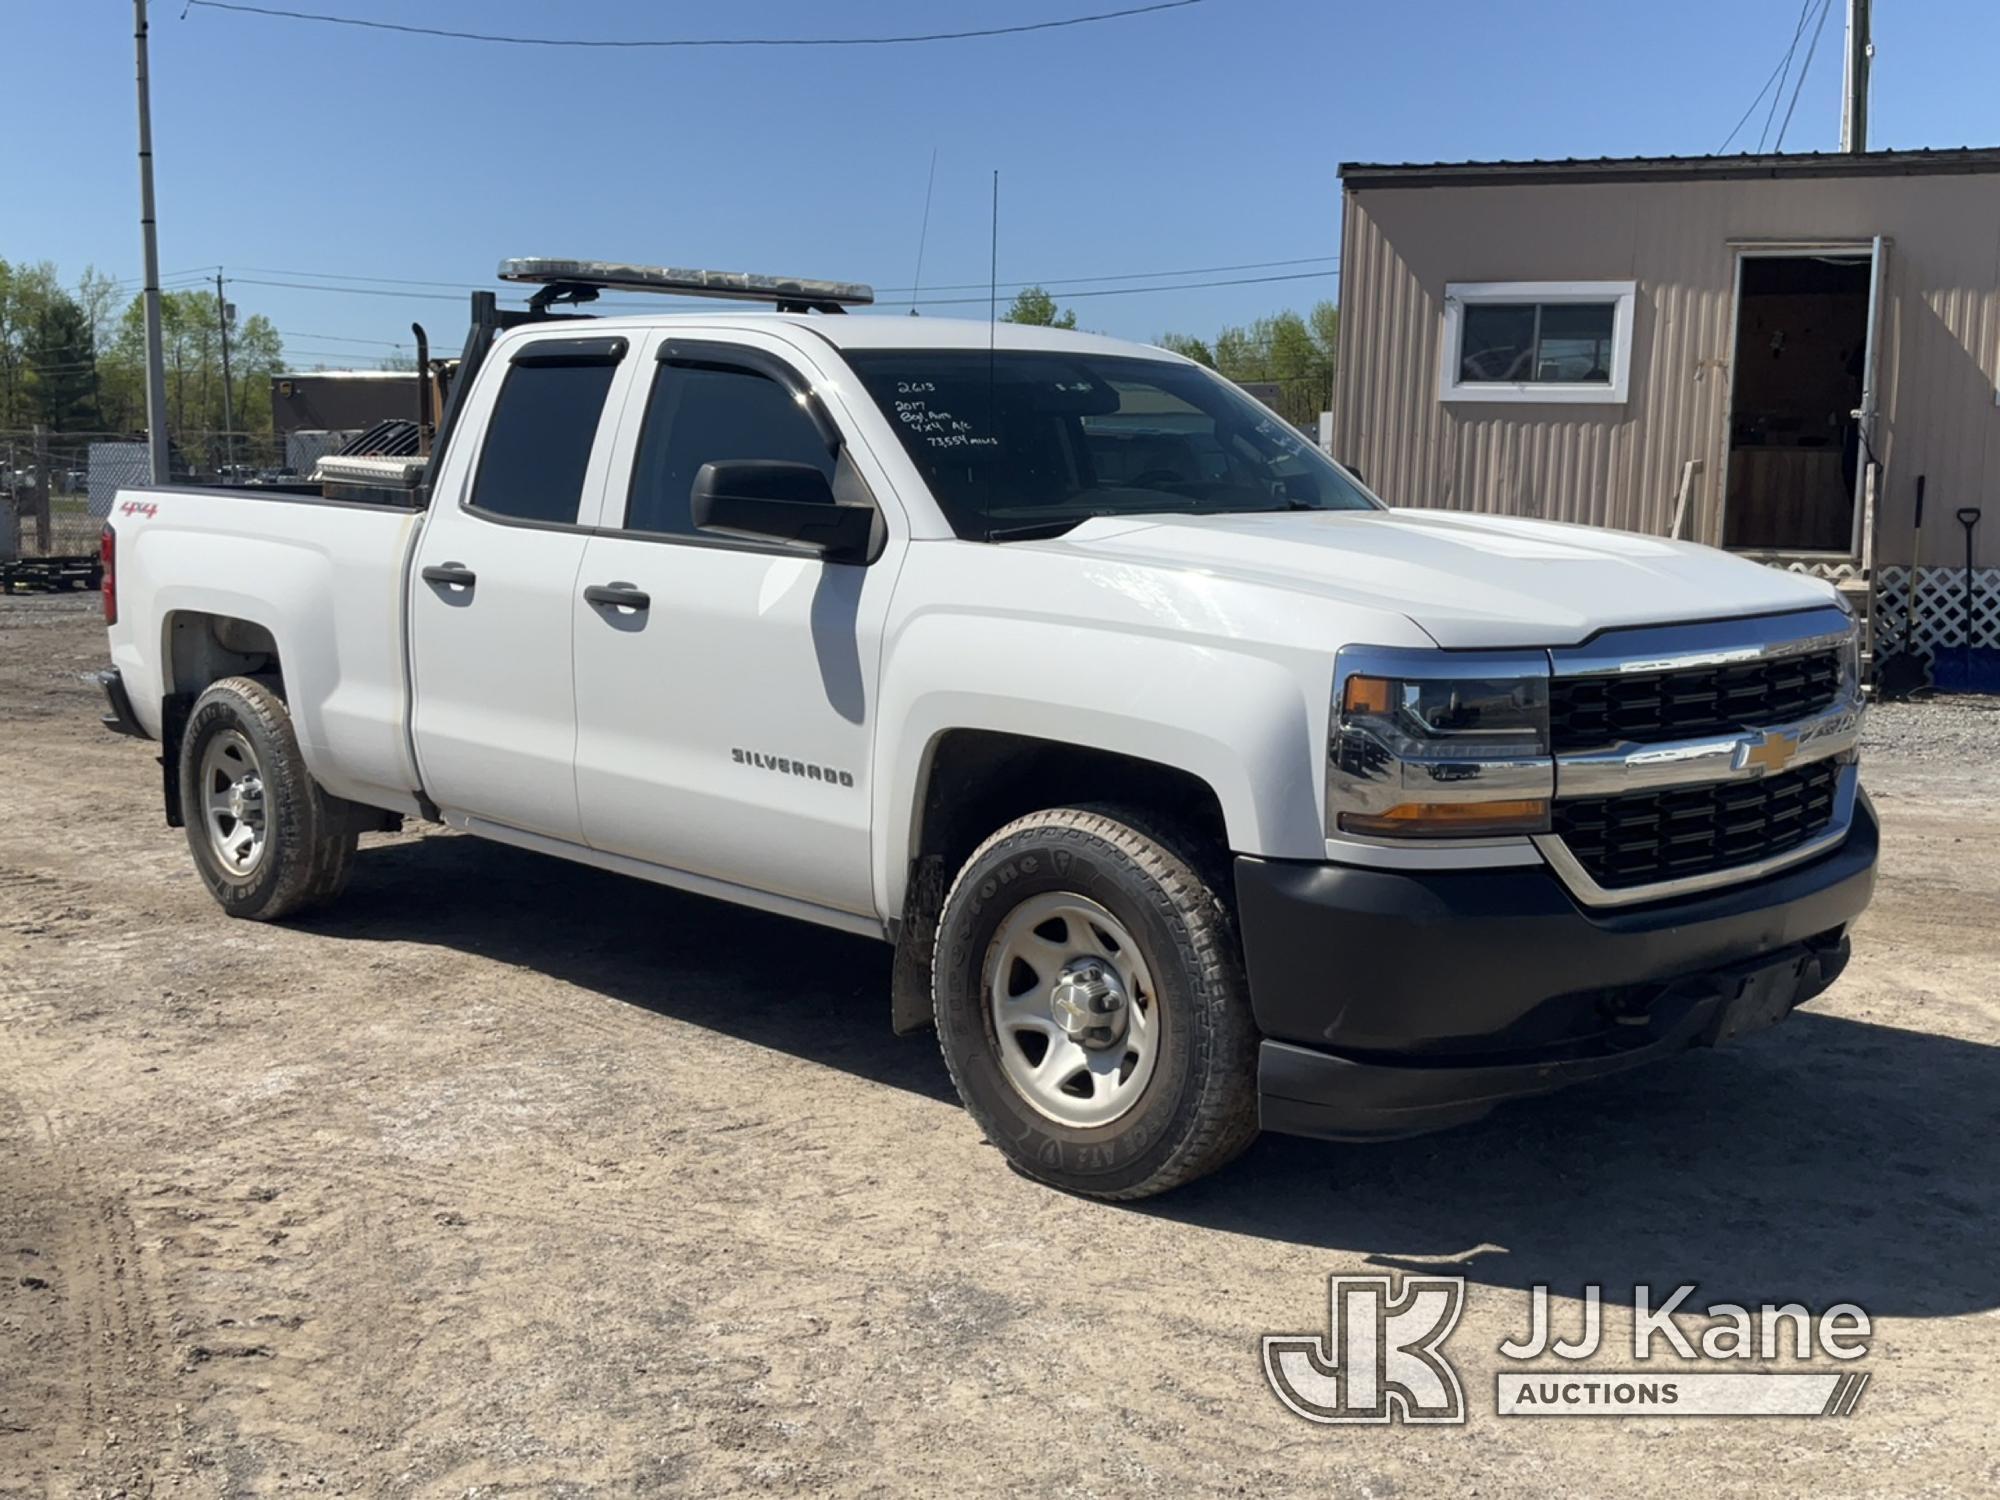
[933, 806, 1259, 1199]
[178, 676, 357, 921]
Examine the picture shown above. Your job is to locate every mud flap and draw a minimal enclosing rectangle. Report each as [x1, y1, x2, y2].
[889, 855, 945, 1034]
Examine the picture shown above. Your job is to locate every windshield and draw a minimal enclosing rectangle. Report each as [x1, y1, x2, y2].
[844, 349, 1380, 541]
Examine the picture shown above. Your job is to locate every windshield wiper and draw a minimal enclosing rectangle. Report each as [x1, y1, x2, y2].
[986, 517, 1088, 542]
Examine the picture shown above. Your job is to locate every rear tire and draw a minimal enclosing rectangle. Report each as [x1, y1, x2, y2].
[932, 805, 1259, 1200]
[178, 676, 358, 921]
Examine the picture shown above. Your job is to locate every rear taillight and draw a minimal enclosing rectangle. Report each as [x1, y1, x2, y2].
[100, 525, 117, 625]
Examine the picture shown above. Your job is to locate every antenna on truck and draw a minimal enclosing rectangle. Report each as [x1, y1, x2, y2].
[496, 258, 875, 315]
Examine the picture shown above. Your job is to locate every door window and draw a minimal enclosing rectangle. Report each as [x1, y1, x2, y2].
[469, 359, 619, 525]
[623, 363, 835, 537]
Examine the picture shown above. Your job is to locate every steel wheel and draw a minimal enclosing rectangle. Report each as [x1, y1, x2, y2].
[983, 891, 1159, 1127]
[199, 727, 267, 877]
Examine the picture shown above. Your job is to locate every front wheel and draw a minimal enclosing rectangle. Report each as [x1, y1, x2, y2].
[932, 806, 1259, 1199]
[178, 676, 357, 921]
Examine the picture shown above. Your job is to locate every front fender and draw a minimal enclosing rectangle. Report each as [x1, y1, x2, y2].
[874, 612, 1330, 918]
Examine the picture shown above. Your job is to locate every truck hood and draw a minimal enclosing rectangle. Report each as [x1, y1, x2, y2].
[1040, 507, 1839, 648]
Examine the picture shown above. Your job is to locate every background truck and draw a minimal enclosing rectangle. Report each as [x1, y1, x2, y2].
[97, 259, 1876, 1199]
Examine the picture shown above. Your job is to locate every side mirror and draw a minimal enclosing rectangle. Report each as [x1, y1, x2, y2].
[691, 460, 876, 563]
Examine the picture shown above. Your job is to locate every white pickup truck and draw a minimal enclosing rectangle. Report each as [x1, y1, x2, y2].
[99, 259, 1875, 1198]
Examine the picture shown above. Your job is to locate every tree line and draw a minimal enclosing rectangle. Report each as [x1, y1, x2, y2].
[1002, 285, 1337, 431]
[0, 259, 284, 437]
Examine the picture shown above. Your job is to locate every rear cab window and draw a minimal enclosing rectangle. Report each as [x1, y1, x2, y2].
[468, 343, 624, 525]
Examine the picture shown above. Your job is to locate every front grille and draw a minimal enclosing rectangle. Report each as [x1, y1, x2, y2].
[1550, 649, 1842, 752]
[1553, 759, 1841, 891]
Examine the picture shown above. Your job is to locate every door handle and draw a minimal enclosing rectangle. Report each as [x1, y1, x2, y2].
[422, 562, 477, 590]
[584, 582, 651, 612]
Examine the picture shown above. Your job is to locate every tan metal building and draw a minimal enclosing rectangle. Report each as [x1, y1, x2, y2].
[1331, 147, 2000, 687]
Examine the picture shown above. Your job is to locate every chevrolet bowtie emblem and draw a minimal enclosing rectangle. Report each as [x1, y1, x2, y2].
[1737, 728, 1801, 774]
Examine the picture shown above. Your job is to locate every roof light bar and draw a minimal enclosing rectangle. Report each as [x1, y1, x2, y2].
[498, 258, 874, 312]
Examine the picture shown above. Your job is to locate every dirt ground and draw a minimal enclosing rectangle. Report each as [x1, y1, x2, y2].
[2, 590, 1996, 1498]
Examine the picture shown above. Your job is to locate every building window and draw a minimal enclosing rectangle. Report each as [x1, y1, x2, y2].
[1439, 280, 1636, 404]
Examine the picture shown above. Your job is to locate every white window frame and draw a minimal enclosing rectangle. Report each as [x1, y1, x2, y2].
[1438, 280, 1636, 405]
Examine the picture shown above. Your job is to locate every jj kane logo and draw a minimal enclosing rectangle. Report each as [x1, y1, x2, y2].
[1264, 1277, 1874, 1424]
[1262, 1275, 1467, 1424]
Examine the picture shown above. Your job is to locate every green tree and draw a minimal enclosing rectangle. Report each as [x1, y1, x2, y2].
[1308, 301, 1338, 368]
[1155, 331, 1215, 367]
[1003, 285, 1077, 329]
[1157, 299, 1338, 429]
[108, 289, 285, 437]
[230, 313, 284, 432]
[1, 260, 287, 440]
[0, 259, 64, 429]
[26, 293, 103, 431]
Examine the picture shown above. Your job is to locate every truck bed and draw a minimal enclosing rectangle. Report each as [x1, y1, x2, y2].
[104, 483, 429, 816]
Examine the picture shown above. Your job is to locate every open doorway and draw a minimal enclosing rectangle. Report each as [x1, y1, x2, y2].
[1722, 252, 1874, 553]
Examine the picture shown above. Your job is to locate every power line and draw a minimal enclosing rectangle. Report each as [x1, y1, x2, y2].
[235, 264, 485, 290]
[1757, 0, 1818, 153]
[226, 252, 1338, 298]
[183, 0, 1206, 49]
[230, 277, 484, 303]
[1774, 0, 1837, 152]
[101, 265, 216, 292]
[1717, 19, 1805, 151]
[226, 260, 1339, 320]
[274, 328, 415, 346]
[879, 255, 1338, 296]
[906, 268, 1336, 308]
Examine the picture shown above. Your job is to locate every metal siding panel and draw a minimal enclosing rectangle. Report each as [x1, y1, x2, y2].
[1340, 173, 2000, 567]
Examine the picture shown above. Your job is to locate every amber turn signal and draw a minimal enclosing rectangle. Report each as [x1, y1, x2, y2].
[1342, 674, 1394, 715]
[1340, 798, 1550, 838]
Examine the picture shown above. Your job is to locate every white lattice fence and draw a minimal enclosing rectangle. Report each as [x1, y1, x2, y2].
[1871, 564, 2000, 682]
[1757, 558, 1999, 690]
[1769, 558, 1868, 585]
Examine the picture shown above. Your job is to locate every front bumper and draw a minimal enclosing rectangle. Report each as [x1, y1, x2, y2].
[1238, 794, 1877, 1141]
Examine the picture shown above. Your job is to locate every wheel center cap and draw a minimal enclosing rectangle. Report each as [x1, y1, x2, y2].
[1050, 960, 1128, 1049]
[228, 776, 261, 826]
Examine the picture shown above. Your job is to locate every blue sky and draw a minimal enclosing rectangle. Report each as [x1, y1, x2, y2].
[9, 0, 1998, 366]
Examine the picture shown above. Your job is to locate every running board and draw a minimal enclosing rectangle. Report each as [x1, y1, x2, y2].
[451, 813, 888, 942]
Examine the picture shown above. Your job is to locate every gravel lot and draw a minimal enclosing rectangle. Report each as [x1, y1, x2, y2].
[3, 591, 1996, 1498]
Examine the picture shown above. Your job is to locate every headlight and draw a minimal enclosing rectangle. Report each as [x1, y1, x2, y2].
[1328, 648, 1554, 839]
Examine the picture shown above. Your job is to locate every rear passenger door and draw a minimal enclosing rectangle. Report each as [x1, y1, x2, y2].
[569, 332, 901, 919]
[409, 334, 630, 841]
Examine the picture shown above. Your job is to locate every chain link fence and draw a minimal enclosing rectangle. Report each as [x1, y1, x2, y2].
[1, 429, 356, 561]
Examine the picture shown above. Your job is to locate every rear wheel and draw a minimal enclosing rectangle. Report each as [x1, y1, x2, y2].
[179, 676, 357, 920]
[932, 806, 1259, 1199]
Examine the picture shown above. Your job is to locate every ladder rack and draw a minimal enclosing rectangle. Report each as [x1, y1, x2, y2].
[497, 258, 875, 315]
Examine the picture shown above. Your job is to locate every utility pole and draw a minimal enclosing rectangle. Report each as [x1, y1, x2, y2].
[1841, 0, 1873, 153]
[30, 425, 51, 554]
[215, 270, 236, 474]
[134, 0, 171, 483]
